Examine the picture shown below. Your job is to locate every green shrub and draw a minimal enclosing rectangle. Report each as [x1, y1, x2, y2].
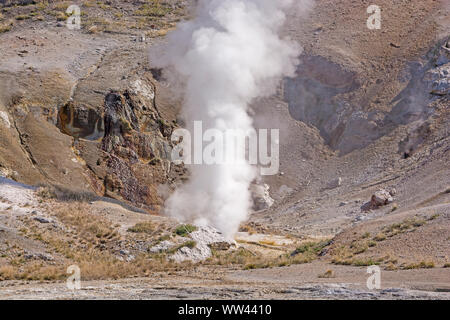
[174, 224, 197, 237]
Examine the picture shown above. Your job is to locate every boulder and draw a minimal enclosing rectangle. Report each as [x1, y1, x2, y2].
[326, 177, 342, 190]
[425, 63, 450, 96]
[250, 183, 274, 211]
[370, 189, 394, 208]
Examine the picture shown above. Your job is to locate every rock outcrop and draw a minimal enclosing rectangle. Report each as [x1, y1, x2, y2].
[370, 189, 395, 208]
[250, 183, 274, 211]
[171, 225, 236, 263]
[0, 42, 183, 211]
[284, 37, 450, 155]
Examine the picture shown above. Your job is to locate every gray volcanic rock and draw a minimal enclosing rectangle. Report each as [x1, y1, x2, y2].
[149, 240, 176, 253]
[371, 189, 394, 208]
[171, 226, 236, 263]
[426, 63, 450, 96]
[250, 183, 274, 211]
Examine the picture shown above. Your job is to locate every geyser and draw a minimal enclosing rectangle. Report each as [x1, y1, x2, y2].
[155, 0, 310, 239]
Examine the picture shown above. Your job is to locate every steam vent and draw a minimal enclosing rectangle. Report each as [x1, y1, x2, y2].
[0, 0, 449, 302]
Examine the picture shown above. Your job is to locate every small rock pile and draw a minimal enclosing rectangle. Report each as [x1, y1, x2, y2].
[170, 225, 236, 263]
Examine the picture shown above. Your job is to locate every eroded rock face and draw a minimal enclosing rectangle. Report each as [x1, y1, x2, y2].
[433, 40, 450, 67]
[58, 103, 104, 140]
[0, 64, 179, 211]
[285, 55, 359, 152]
[284, 39, 449, 155]
[60, 76, 176, 210]
[426, 63, 450, 96]
[97, 85, 173, 208]
[398, 122, 432, 158]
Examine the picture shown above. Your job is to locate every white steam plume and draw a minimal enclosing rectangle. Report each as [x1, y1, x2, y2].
[156, 0, 308, 238]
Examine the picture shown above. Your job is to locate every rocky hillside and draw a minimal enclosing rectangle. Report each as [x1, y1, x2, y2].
[0, 0, 449, 299]
[0, 0, 189, 212]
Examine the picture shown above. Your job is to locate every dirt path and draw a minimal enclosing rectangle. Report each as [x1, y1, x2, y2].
[1, 262, 449, 300]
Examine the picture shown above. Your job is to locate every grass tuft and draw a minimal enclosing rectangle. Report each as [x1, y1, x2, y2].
[318, 269, 335, 278]
[127, 222, 155, 234]
[403, 261, 435, 270]
[174, 224, 197, 237]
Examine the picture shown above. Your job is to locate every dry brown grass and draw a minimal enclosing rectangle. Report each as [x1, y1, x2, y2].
[127, 221, 155, 234]
[403, 261, 435, 270]
[206, 240, 330, 270]
[374, 233, 387, 241]
[36, 1, 49, 11]
[259, 240, 277, 246]
[87, 25, 98, 33]
[318, 270, 335, 278]
[239, 222, 268, 235]
[0, 262, 66, 281]
[0, 0, 185, 37]
[0, 265, 15, 280]
[52, 203, 119, 240]
[37, 184, 98, 203]
[53, 1, 71, 11]
[329, 245, 351, 263]
[330, 244, 385, 267]
[0, 202, 194, 281]
[205, 247, 314, 270]
[0, 250, 184, 281]
[135, 0, 174, 18]
[350, 241, 369, 254]
[384, 263, 398, 271]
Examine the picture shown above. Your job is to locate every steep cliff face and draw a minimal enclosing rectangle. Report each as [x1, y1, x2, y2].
[0, 3, 185, 212]
[0, 0, 191, 211]
[0, 67, 178, 211]
[285, 38, 449, 156]
[74, 81, 175, 210]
